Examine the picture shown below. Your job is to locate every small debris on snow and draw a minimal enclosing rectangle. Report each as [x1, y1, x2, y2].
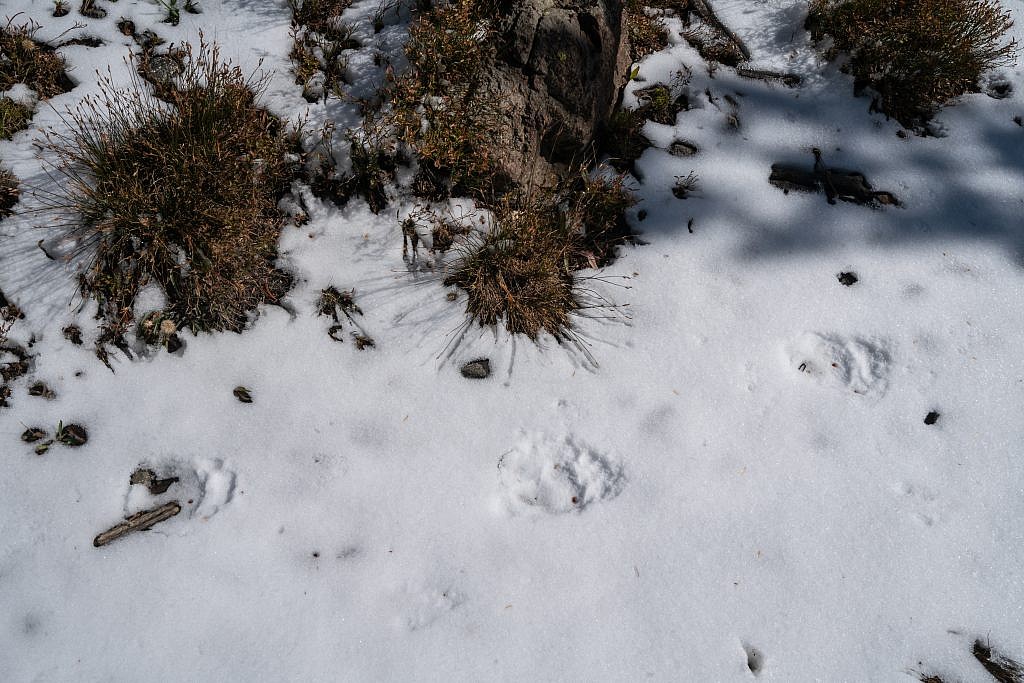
[233, 386, 253, 403]
[924, 411, 940, 425]
[460, 358, 491, 379]
[93, 501, 182, 548]
[20, 427, 47, 443]
[837, 272, 859, 286]
[55, 423, 88, 447]
[130, 468, 180, 495]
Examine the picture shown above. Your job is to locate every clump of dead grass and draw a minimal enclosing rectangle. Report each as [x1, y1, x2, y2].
[442, 169, 635, 340]
[807, 0, 1018, 127]
[0, 97, 32, 139]
[0, 18, 73, 99]
[0, 166, 17, 217]
[626, 0, 670, 61]
[40, 42, 299, 334]
[386, 0, 504, 198]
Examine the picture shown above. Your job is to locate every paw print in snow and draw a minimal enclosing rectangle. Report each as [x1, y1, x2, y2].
[498, 434, 624, 515]
[788, 332, 892, 397]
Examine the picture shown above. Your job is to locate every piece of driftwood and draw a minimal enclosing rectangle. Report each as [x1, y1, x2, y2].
[769, 149, 898, 206]
[93, 501, 181, 547]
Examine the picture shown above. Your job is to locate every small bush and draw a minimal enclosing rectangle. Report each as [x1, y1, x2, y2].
[625, 0, 669, 61]
[41, 43, 299, 334]
[443, 169, 634, 339]
[289, 0, 358, 102]
[0, 98, 30, 139]
[807, 0, 1018, 126]
[0, 18, 73, 99]
[0, 166, 17, 217]
[387, 0, 504, 197]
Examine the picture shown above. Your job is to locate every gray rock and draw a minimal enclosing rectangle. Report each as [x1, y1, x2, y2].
[483, 0, 631, 188]
[460, 358, 491, 379]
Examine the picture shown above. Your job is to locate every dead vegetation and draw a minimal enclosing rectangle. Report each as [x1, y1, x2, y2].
[40, 42, 300, 336]
[626, 0, 669, 61]
[385, 0, 504, 199]
[0, 97, 31, 139]
[0, 18, 74, 99]
[441, 171, 634, 340]
[288, 0, 359, 102]
[807, 0, 1018, 127]
[0, 166, 18, 216]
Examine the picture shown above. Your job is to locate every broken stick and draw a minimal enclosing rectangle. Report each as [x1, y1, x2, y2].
[93, 501, 181, 547]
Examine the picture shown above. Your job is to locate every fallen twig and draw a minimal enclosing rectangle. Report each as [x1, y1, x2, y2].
[93, 501, 181, 547]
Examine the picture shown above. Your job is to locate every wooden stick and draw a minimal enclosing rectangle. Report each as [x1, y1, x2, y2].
[93, 501, 182, 547]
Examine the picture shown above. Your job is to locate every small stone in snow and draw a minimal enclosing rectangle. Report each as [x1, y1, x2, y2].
[234, 386, 253, 403]
[837, 272, 858, 286]
[924, 411, 940, 425]
[460, 359, 490, 379]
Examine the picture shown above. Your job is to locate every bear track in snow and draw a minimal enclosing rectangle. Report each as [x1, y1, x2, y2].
[497, 434, 624, 515]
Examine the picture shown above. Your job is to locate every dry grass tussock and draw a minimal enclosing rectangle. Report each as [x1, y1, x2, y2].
[39, 42, 299, 335]
[386, 0, 504, 197]
[0, 166, 17, 217]
[1, 17, 74, 138]
[442, 171, 635, 341]
[807, 0, 1018, 126]
[0, 17, 73, 99]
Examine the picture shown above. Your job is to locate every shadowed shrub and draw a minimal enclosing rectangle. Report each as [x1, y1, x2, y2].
[0, 166, 17, 217]
[807, 0, 1018, 127]
[41, 43, 299, 334]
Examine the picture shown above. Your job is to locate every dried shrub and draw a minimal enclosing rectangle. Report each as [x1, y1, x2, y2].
[0, 18, 73, 98]
[289, 0, 358, 102]
[0, 97, 31, 139]
[387, 0, 504, 197]
[0, 166, 17, 217]
[625, 1, 669, 61]
[40, 42, 299, 334]
[443, 169, 634, 339]
[807, 0, 1018, 126]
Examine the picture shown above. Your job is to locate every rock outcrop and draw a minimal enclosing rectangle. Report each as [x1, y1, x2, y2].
[485, 0, 632, 188]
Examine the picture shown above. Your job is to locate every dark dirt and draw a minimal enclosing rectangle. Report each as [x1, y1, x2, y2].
[233, 386, 253, 403]
[924, 411, 940, 425]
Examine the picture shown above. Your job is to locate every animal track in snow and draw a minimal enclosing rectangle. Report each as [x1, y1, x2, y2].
[742, 641, 765, 677]
[497, 434, 624, 515]
[892, 481, 941, 527]
[124, 458, 236, 523]
[788, 332, 891, 397]
[395, 583, 465, 632]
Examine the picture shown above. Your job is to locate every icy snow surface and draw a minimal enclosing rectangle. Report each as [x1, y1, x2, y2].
[1, 0, 1023, 680]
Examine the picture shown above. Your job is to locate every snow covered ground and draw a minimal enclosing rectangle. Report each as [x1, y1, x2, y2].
[2, 0, 1024, 680]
